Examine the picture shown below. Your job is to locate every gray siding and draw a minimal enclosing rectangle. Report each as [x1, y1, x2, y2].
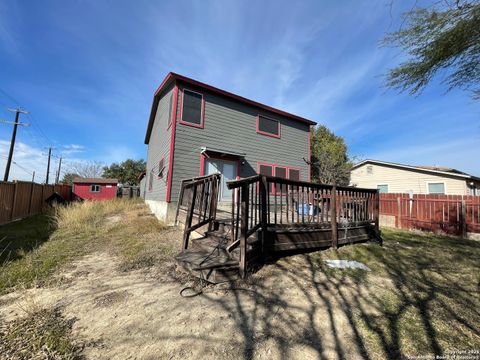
[170, 83, 311, 202]
[145, 84, 174, 202]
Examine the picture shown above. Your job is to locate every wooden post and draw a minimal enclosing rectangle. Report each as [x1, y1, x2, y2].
[397, 197, 402, 229]
[182, 185, 197, 250]
[374, 190, 380, 233]
[461, 200, 467, 238]
[240, 184, 249, 278]
[10, 181, 18, 222]
[28, 181, 35, 215]
[174, 179, 186, 226]
[260, 176, 268, 258]
[331, 186, 338, 249]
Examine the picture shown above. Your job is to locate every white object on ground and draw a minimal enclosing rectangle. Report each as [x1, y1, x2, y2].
[324, 260, 371, 271]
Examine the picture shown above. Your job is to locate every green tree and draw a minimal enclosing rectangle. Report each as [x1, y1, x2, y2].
[309, 126, 353, 186]
[384, 1, 480, 99]
[102, 159, 146, 185]
[60, 172, 78, 185]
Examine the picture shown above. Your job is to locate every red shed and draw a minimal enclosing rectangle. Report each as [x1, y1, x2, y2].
[73, 177, 118, 200]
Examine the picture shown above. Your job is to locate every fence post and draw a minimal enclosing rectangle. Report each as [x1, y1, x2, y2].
[240, 184, 249, 278]
[260, 176, 268, 258]
[461, 200, 467, 238]
[182, 185, 197, 250]
[331, 186, 338, 249]
[397, 197, 402, 229]
[10, 181, 18, 222]
[28, 181, 35, 215]
[374, 190, 380, 232]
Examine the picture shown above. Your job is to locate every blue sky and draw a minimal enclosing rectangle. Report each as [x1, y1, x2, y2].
[0, 0, 478, 182]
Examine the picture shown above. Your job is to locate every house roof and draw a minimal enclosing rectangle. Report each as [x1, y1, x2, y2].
[352, 160, 480, 181]
[73, 177, 118, 184]
[144, 72, 317, 144]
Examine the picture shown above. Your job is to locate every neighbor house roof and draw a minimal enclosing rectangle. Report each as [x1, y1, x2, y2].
[73, 177, 118, 184]
[144, 72, 317, 144]
[352, 160, 480, 181]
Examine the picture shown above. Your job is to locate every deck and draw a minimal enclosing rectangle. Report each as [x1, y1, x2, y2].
[175, 174, 381, 283]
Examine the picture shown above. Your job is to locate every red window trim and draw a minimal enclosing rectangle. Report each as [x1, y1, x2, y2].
[179, 88, 205, 129]
[166, 85, 179, 202]
[257, 162, 301, 195]
[256, 115, 281, 139]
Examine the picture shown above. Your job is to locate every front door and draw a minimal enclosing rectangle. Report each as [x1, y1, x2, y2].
[205, 158, 237, 201]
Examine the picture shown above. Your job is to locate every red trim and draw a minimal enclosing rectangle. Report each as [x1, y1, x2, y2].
[166, 85, 179, 203]
[256, 115, 281, 139]
[145, 72, 316, 143]
[200, 152, 240, 178]
[178, 88, 205, 129]
[257, 162, 302, 194]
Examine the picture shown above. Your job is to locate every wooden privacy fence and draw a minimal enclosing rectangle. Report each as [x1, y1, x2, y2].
[379, 193, 480, 237]
[0, 181, 72, 225]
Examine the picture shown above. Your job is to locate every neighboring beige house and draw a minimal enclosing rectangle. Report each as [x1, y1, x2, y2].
[350, 160, 480, 195]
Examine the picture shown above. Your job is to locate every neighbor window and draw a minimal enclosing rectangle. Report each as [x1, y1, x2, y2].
[367, 165, 373, 174]
[428, 182, 445, 194]
[90, 184, 100, 193]
[377, 184, 388, 193]
[257, 115, 280, 138]
[181, 89, 203, 126]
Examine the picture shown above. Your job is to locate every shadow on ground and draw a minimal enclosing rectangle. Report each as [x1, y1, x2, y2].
[0, 214, 55, 264]
[167, 229, 480, 359]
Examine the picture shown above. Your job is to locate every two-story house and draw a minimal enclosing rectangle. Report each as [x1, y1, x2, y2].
[143, 73, 316, 221]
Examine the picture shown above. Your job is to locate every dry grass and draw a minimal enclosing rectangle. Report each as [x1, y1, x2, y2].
[0, 304, 82, 359]
[0, 199, 172, 295]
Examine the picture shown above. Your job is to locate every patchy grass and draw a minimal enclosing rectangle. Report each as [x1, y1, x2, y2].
[0, 199, 172, 295]
[0, 306, 82, 359]
[304, 228, 480, 357]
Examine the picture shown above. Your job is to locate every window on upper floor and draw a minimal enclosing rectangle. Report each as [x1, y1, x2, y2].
[367, 165, 373, 174]
[257, 115, 280, 138]
[181, 89, 203, 127]
[428, 182, 445, 194]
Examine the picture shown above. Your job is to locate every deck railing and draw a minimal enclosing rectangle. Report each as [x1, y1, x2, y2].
[175, 173, 221, 249]
[227, 175, 380, 277]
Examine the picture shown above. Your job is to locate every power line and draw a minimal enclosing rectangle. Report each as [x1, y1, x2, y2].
[0, 154, 34, 176]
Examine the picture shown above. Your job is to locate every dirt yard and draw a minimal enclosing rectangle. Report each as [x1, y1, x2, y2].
[0, 200, 479, 359]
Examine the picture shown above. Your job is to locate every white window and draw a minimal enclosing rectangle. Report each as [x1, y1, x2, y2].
[90, 184, 100, 193]
[428, 182, 445, 194]
[377, 184, 388, 193]
[367, 165, 373, 174]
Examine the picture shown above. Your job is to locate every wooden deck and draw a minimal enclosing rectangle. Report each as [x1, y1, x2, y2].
[175, 174, 381, 283]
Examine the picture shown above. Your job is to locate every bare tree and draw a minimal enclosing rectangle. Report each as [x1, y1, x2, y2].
[67, 161, 104, 178]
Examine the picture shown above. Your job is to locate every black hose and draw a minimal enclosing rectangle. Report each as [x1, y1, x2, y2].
[179, 286, 203, 298]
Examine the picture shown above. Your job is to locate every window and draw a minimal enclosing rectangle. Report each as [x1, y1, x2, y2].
[428, 182, 445, 194]
[275, 167, 287, 193]
[148, 171, 153, 191]
[90, 184, 100, 193]
[167, 93, 173, 127]
[258, 164, 273, 177]
[257, 115, 280, 138]
[158, 158, 165, 179]
[289, 169, 300, 181]
[377, 184, 388, 193]
[181, 89, 203, 127]
[367, 165, 373, 174]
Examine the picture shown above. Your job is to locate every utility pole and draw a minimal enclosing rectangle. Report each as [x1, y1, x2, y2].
[32, 171, 35, 182]
[2, 108, 29, 181]
[55, 157, 62, 184]
[45, 147, 53, 184]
